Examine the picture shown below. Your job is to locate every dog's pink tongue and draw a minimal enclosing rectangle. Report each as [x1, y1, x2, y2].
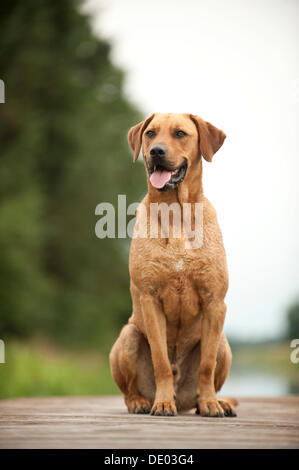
[150, 169, 172, 189]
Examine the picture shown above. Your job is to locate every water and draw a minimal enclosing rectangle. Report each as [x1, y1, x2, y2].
[221, 368, 290, 397]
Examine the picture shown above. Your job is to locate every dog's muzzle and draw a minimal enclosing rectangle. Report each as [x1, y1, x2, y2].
[148, 156, 188, 191]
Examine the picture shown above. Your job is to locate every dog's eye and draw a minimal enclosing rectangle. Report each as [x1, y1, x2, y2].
[145, 130, 155, 138]
[174, 130, 187, 138]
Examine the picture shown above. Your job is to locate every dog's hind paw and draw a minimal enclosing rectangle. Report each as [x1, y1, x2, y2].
[217, 398, 237, 417]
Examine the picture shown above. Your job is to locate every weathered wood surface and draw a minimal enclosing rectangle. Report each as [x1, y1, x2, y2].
[0, 396, 298, 449]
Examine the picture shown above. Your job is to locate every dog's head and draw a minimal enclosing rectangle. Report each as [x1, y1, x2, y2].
[128, 113, 226, 191]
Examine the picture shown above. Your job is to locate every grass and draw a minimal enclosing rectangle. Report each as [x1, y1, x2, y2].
[232, 341, 296, 371]
[1, 338, 298, 400]
[0, 338, 120, 400]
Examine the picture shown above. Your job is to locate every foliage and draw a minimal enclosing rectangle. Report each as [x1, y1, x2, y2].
[0, 339, 119, 399]
[287, 301, 299, 340]
[0, 0, 145, 350]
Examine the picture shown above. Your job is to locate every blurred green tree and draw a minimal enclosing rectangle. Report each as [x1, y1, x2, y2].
[287, 301, 299, 340]
[0, 0, 145, 349]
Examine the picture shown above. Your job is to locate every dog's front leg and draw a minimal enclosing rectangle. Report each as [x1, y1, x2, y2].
[197, 299, 226, 417]
[141, 294, 177, 416]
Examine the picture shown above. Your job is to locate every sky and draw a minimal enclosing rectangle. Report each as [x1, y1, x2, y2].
[84, 0, 299, 341]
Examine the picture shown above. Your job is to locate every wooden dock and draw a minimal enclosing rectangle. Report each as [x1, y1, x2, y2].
[0, 395, 298, 449]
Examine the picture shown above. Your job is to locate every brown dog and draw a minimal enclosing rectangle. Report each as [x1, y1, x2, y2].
[110, 113, 237, 417]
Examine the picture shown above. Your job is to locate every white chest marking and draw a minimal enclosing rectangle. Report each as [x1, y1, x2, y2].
[174, 258, 184, 271]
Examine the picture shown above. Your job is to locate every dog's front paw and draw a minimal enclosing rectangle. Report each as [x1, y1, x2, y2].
[196, 398, 225, 417]
[125, 396, 151, 414]
[150, 400, 177, 416]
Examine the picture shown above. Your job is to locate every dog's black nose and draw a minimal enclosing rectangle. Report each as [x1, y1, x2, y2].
[150, 145, 166, 158]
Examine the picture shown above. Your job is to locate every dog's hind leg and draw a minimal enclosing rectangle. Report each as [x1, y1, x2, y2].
[214, 334, 238, 416]
[109, 323, 155, 414]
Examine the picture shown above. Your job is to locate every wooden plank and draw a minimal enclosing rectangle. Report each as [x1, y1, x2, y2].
[0, 396, 298, 449]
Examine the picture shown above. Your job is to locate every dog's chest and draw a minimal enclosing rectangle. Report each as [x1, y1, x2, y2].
[157, 251, 201, 319]
[148, 242, 204, 290]
[160, 261, 202, 360]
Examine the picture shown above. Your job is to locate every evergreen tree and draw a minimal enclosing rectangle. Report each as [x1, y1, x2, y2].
[0, 0, 145, 349]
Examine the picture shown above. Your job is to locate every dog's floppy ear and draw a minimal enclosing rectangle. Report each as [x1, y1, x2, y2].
[128, 114, 155, 162]
[190, 114, 226, 162]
